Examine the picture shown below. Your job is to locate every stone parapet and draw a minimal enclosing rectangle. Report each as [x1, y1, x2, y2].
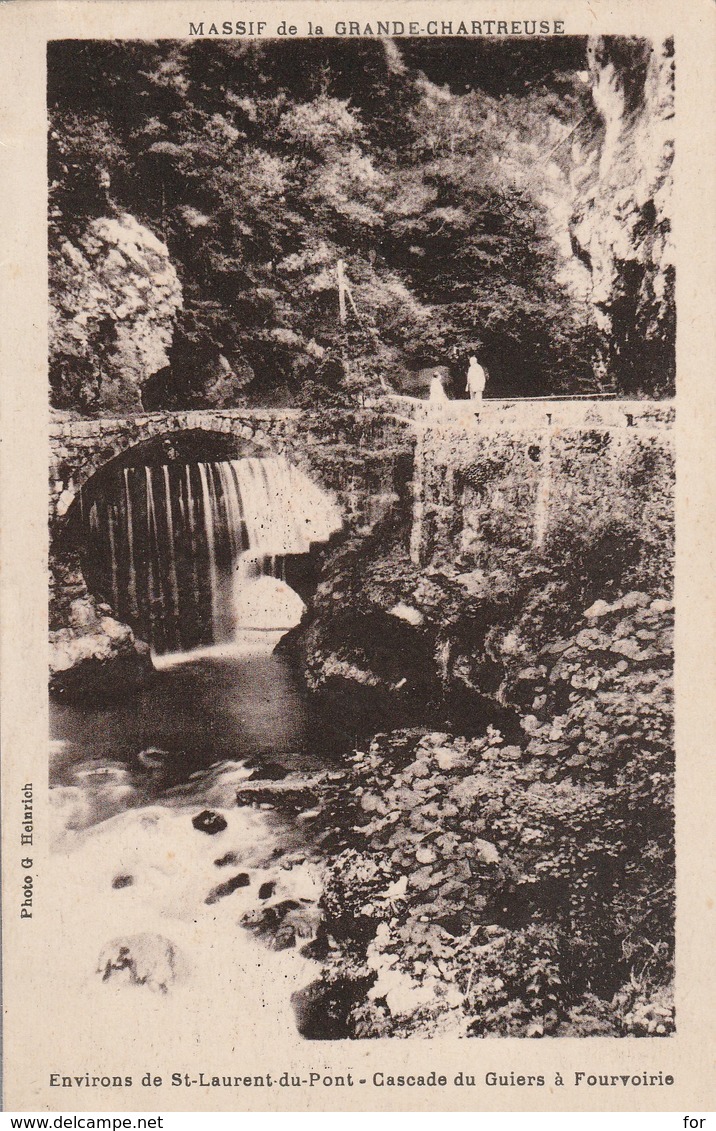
[384, 395, 674, 432]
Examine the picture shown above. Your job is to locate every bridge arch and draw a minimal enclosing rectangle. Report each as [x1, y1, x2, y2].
[49, 410, 299, 526]
[52, 420, 345, 656]
[48, 406, 414, 657]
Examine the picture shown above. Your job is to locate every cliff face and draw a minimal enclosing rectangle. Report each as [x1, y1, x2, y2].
[284, 411, 675, 744]
[49, 214, 183, 414]
[570, 37, 675, 395]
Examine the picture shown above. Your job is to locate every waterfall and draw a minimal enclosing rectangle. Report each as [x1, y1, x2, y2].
[123, 467, 139, 618]
[197, 462, 221, 640]
[81, 456, 342, 657]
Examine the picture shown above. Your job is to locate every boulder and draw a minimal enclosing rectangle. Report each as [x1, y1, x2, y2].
[291, 976, 372, 1040]
[205, 873, 251, 905]
[49, 596, 152, 702]
[111, 874, 134, 890]
[192, 810, 228, 835]
[235, 773, 327, 813]
[242, 898, 322, 951]
[97, 933, 179, 993]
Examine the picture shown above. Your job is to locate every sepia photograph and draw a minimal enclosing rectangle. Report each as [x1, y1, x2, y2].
[44, 29, 677, 1054]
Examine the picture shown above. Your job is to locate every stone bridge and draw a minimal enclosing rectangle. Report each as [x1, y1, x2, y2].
[49, 397, 674, 568]
[49, 407, 416, 534]
[48, 397, 674, 669]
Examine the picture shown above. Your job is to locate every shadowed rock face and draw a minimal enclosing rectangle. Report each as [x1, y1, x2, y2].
[570, 36, 675, 395]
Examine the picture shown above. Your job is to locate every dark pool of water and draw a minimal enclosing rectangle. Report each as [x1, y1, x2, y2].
[50, 651, 344, 801]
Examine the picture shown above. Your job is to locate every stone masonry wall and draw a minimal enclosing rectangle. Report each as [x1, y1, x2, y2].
[410, 400, 674, 599]
[49, 408, 415, 532]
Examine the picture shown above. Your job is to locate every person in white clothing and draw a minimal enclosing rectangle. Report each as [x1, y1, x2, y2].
[466, 355, 487, 402]
[429, 373, 448, 403]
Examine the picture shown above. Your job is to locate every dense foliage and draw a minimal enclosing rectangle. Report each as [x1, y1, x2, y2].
[283, 427, 674, 1038]
[306, 592, 673, 1038]
[49, 38, 608, 410]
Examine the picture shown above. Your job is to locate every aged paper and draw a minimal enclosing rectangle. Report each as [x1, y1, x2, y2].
[1, 0, 715, 1114]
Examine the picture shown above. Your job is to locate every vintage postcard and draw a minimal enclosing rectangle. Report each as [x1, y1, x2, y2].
[1, 0, 714, 1114]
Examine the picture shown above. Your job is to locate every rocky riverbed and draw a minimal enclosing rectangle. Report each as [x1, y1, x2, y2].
[48, 749, 329, 1055]
[48, 451, 676, 1042]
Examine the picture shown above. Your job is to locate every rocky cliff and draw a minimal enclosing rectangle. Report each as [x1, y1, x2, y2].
[285, 412, 675, 741]
[49, 214, 183, 414]
[571, 37, 675, 395]
[49, 552, 153, 701]
[282, 416, 675, 1038]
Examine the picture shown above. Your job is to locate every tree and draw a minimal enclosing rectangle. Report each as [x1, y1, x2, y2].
[49, 38, 664, 412]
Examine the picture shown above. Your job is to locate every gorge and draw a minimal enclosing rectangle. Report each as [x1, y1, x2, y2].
[48, 397, 674, 1040]
[45, 31, 676, 1045]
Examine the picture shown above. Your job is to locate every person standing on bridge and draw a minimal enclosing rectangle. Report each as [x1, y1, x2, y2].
[466, 355, 487, 403]
[428, 370, 449, 404]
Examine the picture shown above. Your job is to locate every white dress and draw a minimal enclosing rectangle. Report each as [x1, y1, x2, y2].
[429, 376, 448, 402]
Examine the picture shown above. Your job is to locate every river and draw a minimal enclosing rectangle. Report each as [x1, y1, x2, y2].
[46, 451, 349, 1052]
[47, 645, 343, 1053]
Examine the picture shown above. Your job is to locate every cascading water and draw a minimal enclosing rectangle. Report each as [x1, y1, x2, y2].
[52, 450, 348, 1045]
[80, 455, 342, 658]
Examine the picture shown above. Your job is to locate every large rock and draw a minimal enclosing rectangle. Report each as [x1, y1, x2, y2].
[50, 213, 183, 412]
[291, 976, 371, 1040]
[289, 603, 442, 740]
[97, 933, 179, 994]
[49, 595, 153, 701]
[235, 772, 328, 813]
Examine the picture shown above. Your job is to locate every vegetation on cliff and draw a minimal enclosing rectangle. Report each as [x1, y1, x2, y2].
[292, 528, 673, 1037]
[49, 37, 674, 412]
